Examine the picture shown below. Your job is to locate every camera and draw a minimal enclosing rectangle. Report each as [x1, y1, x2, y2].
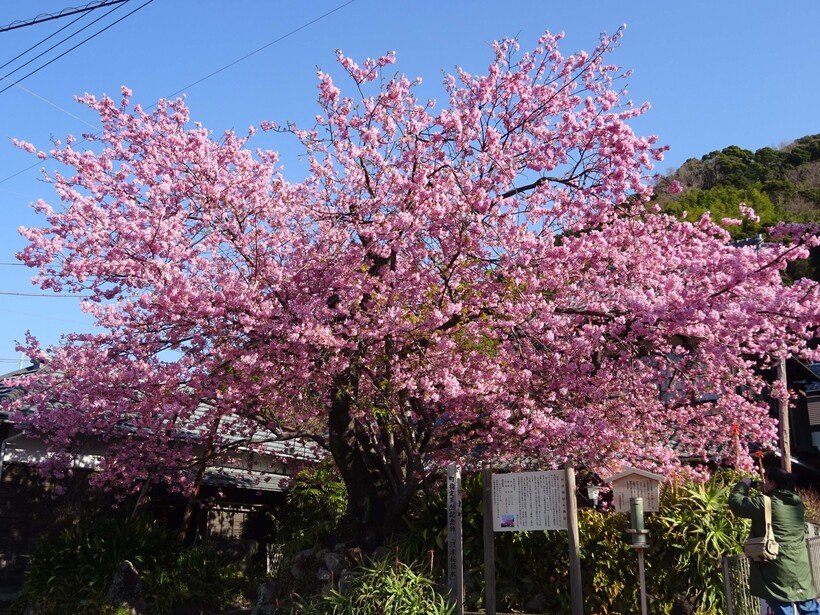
[750, 480, 761, 490]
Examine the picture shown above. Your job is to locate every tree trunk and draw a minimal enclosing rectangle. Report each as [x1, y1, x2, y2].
[327, 372, 418, 549]
[179, 417, 221, 543]
[130, 473, 152, 520]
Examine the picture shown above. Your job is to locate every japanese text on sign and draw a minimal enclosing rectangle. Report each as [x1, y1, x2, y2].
[491, 470, 567, 532]
[446, 463, 463, 604]
[613, 478, 660, 513]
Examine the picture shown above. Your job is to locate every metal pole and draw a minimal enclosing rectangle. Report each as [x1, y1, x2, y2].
[482, 467, 496, 615]
[629, 497, 648, 615]
[0, 438, 6, 487]
[777, 357, 792, 472]
[637, 548, 648, 615]
[722, 556, 735, 615]
[565, 459, 584, 615]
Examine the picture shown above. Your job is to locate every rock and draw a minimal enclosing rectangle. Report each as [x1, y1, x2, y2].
[316, 567, 332, 581]
[106, 560, 147, 615]
[323, 551, 345, 578]
[290, 548, 316, 582]
[211, 538, 259, 574]
[525, 592, 548, 613]
[463, 569, 478, 593]
[250, 581, 281, 615]
[256, 581, 278, 605]
[672, 593, 697, 615]
[345, 546, 364, 565]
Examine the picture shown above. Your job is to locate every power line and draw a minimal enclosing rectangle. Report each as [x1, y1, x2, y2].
[0, 0, 354, 186]
[0, 0, 128, 33]
[0, 0, 154, 97]
[0, 291, 89, 298]
[0, 1, 103, 130]
[165, 0, 356, 99]
[0, 5, 95, 73]
[0, 306, 89, 324]
[0, 79, 98, 129]
[0, 0, 131, 89]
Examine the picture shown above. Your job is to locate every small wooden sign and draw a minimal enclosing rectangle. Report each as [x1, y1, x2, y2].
[604, 468, 665, 513]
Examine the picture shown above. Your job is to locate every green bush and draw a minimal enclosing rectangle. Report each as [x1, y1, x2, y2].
[143, 543, 244, 614]
[15, 516, 243, 614]
[273, 459, 347, 555]
[578, 508, 637, 613]
[263, 465, 750, 612]
[389, 469, 749, 614]
[649, 471, 749, 614]
[292, 557, 455, 615]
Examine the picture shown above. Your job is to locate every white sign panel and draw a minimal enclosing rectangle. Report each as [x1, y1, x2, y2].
[491, 470, 567, 531]
[613, 477, 661, 513]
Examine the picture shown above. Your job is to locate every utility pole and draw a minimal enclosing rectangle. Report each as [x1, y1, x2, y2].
[777, 357, 791, 472]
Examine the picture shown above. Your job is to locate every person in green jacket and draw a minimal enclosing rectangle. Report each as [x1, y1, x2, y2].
[729, 466, 819, 615]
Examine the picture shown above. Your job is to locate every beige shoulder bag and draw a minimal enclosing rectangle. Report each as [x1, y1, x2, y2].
[743, 495, 780, 562]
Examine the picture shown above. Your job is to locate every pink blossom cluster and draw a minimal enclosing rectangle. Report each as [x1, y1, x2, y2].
[8, 29, 819, 496]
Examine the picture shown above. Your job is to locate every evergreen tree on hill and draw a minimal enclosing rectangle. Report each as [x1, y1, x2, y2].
[656, 135, 820, 280]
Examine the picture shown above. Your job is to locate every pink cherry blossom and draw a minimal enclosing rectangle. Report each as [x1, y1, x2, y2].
[7, 29, 819, 535]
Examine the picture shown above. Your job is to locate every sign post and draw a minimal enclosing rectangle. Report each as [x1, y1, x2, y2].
[565, 459, 584, 615]
[604, 468, 665, 615]
[605, 468, 665, 513]
[488, 465, 583, 615]
[629, 497, 649, 615]
[447, 463, 464, 614]
[482, 466, 496, 615]
[490, 470, 567, 531]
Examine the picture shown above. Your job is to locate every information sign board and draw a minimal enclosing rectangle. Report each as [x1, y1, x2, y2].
[446, 463, 463, 611]
[605, 468, 664, 513]
[491, 470, 567, 531]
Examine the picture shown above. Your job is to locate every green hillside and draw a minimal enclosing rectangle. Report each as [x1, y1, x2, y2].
[654, 134, 820, 280]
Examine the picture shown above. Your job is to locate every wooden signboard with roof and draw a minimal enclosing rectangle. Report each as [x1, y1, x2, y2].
[604, 467, 665, 513]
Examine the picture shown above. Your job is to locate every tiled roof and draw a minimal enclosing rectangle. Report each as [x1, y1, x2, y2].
[1, 364, 320, 491]
[796, 362, 820, 395]
[0, 364, 40, 413]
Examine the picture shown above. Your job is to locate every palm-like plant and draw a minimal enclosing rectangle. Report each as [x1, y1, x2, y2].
[652, 473, 749, 613]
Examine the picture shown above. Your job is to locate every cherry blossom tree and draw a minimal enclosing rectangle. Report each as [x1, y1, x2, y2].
[10, 28, 819, 541]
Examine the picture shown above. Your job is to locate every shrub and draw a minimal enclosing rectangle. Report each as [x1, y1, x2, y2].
[145, 543, 244, 613]
[292, 557, 455, 615]
[15, 516, 243, 614]
[797, 486, 820, 523]
[16, 516, 171, 614]
[651, 470, 749, 614]
[273, 459, 347, 555]
[388, 469, 749, 614]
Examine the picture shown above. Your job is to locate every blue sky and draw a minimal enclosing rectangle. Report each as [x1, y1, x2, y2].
[0, 0, 818, 365]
